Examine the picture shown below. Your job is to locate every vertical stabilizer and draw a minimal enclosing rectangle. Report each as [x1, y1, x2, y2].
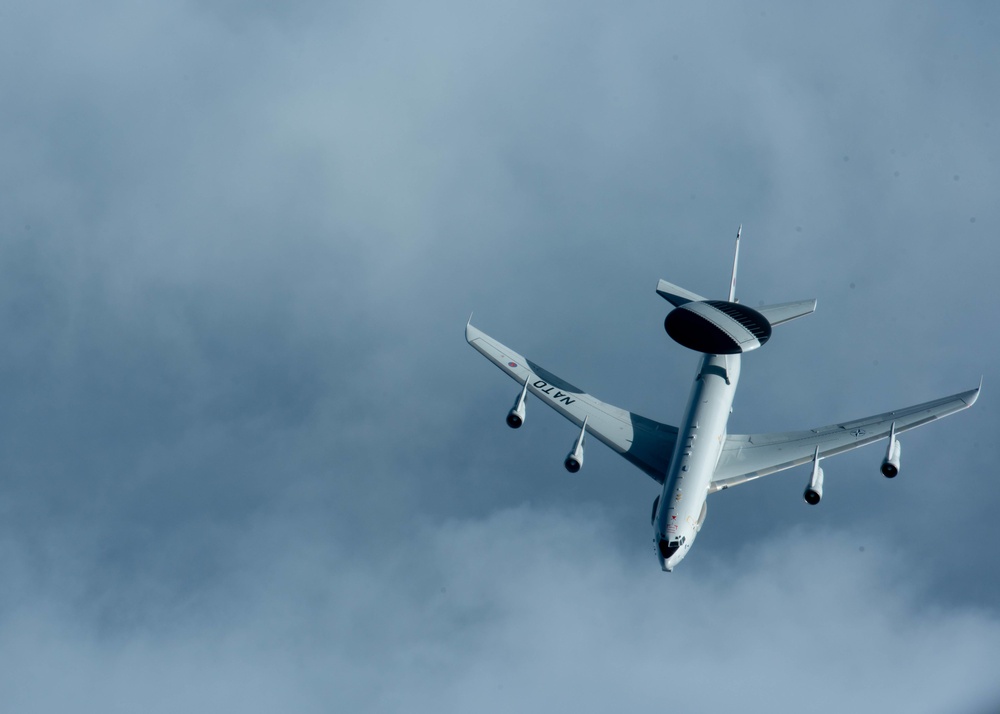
[729, 224, 741, 302]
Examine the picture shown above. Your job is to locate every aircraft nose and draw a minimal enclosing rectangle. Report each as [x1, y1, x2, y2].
[657, 537, 681, 572]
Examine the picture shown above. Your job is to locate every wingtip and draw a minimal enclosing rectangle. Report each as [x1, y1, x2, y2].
[965, 378, 982, 407]
[465, 314, 479, 344]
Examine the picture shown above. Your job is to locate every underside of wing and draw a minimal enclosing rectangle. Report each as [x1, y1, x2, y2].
[467, 322, 678, 483]
[710, 385, 980, 492]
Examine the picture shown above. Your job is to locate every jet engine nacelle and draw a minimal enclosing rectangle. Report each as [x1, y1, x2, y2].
[881, 439, 902, 478]
[564, 417, 588, 473]
[804, 458, 824, 505]
[506, 376, 529, 429]
[506, 401, 525, 429]
[650, 495, 660, 527]
[564, 443, 584, 473]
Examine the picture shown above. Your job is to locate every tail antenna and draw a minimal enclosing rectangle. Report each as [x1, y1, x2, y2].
[728, 224, 742, 302]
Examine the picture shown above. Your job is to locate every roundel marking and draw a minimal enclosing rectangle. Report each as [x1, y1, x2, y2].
[508, 361, 518, 368]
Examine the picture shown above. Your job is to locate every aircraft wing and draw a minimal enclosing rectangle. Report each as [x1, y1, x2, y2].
[466, 322, 678, 483]
[710, 385, 981, 492]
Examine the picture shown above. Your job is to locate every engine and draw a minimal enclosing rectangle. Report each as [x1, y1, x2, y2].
[506, 378, 529, 428]
[564, 417, 588, 473]
[506, 401, 525, 429]
[564, 444, 584, 473]
[650, 495, 660, 526]
[881, 438, 902, 478]
[804, 460, 824, 505]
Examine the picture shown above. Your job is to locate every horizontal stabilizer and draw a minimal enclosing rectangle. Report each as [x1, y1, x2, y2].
[757, 299, 817, 326]
[656, 279, 706, 307]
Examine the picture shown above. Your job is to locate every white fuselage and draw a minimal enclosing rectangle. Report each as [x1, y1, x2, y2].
[654, 353, 740, 571]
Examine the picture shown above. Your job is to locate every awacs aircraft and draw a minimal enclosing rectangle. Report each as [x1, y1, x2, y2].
[467, 228, 980, 571]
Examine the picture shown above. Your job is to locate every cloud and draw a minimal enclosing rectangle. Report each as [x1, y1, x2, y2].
[1, 506, 998, 713]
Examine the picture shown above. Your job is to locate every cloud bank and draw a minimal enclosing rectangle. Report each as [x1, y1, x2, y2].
[1, 507, 998, 712]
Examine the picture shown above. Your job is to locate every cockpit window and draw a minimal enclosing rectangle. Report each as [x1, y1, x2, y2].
[658, 539, 680, 559]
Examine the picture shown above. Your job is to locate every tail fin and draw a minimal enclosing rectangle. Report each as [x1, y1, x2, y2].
[658, 224, 740, 306]
[729, 224, 741, 302]
[657, 224, 816, 328]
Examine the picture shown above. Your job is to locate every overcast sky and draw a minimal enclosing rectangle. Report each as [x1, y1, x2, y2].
[1, 1, 999, 711]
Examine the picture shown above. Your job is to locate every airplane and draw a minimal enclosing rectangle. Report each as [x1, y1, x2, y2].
[466, 227, 980, 571]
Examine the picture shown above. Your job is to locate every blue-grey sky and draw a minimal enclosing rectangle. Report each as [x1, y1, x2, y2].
[1, 1, 999, 711]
